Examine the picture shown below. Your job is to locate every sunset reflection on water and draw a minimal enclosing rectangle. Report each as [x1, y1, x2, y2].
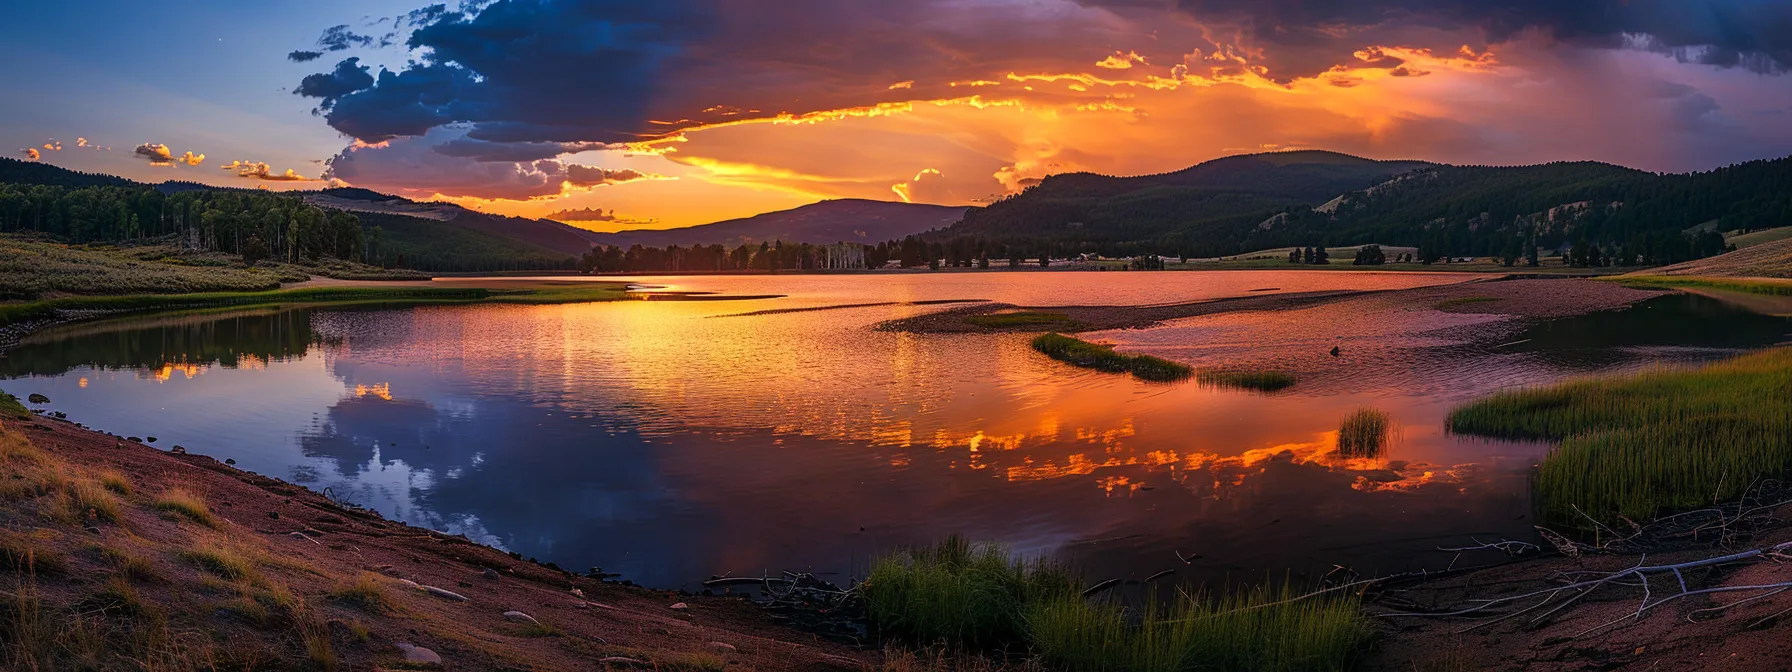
[5, 273, 1785, 588]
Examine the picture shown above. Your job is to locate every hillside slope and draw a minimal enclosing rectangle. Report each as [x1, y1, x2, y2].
[1648, 237, 1792, 278]
[584, 199, 968, 248]
[940, 150, 1433, 257]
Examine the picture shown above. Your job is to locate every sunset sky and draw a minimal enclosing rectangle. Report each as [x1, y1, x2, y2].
[5, 1, 1792, 230]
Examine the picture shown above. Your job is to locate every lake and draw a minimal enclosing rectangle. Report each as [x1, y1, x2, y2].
[4, 271, 1788, 589]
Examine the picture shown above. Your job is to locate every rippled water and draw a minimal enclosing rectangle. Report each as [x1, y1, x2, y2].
[3, 272, 1787, 589]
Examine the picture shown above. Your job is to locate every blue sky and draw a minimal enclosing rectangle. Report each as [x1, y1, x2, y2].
[1, 1, 414, 184]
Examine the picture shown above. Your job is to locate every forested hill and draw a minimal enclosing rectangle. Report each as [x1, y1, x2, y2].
[0, 158, 586, 272]
[582, 198, 969, 248]
[929, 151, 1792, 262]
[943, 151, 1433, 258]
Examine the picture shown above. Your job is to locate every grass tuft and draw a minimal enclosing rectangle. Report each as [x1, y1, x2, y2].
[1027, 585, 1369, 672]
[1449, 347, 1792, 523]
[863, 535, 1077, 648]
[152, 487, 218, 527]
[97, 470, 131, 496]
[331, 572, 397, 614]
[1336, 409, 1391, 459]
[1198, 370, 1297, 393]
[1031, 333, 1192, 383]
[60, 477, 124, 524]
[180, 541, 263, 584]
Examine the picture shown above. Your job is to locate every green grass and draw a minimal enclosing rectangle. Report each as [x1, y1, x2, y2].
[1198, 370, 1297, 392]
[1611, 275, 1792, 297]
[1030, 333, 1192, 383]
[1448, 347, 1792, 523]
[1336, 409, 1391, 459]
[966, 312, 1084, 330]
[0, 390, 27, 419]
[1028, 587, 1368, 672]
[862, 537, 1369, 671]
[863, 536, 1077, 648]
[0, 283, 631, 327]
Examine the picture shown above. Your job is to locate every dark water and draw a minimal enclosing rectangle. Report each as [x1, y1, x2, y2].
[3, 274, 1786, 590]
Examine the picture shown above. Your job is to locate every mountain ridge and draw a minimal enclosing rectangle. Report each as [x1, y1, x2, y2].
[581, 198, 969, 248]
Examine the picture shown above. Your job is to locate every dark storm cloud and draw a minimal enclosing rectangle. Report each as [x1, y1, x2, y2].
[293, 57, 375, 109]
[288, 50, 324, 63]
[317, 24, 376, 51]
[1147, 0, 1792, 78]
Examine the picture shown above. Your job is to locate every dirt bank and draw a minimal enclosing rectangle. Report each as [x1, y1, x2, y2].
[0, 413, 873, 670]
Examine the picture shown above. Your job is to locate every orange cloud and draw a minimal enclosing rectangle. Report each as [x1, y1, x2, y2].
[221, 160, 317, 181]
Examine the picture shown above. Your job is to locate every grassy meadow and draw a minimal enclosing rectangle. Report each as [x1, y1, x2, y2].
[862, 537, 1370, 672]
[1612, 275, 1792, 297]
[0, 235, 424, 300]
[1448, 347, 1792, 523]
[0, 283, 633, 328]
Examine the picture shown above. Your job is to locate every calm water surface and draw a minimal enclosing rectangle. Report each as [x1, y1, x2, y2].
[5, 272, 1788, 588]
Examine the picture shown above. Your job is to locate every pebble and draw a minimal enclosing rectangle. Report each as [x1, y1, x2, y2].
[598, 657, 646, 666]
[482, 568, 501, 580]
[669, 602, 688, 611]
[709, 642, 737, 653]
[395, 643, 442, 665]
[502, 610, 539, 625]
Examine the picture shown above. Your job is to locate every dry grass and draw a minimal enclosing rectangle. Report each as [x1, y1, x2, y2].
[57, 476, 124, 524]
[97, 469, 131, 496]
[180, 540, 263, 584]
[151, 487, 218, 527]
[93, 543, 164, 583]
[331, 571, 398, 614]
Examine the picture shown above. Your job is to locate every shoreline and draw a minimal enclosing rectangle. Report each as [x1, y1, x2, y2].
[0, 411, 874, 670]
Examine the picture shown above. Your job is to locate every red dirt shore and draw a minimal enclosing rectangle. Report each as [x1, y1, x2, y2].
[0, 413, 875, 670]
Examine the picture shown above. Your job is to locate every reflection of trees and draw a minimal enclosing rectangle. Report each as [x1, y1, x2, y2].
[0, 309, 319, 377]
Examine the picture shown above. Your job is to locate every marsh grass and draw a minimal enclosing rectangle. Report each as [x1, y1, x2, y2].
[152, 487, 218, 527]
[863, 535, 1078, 648]
[1031, 333, 1192, 383]
[1027, 586, 1369, 672]
[966, 312, 1084, 330]
[1198, 370, 1297, 393]
[1448, 347, 1792, 523]
[1336, 409, 1391, 459]
[865, 537, 1368, 671]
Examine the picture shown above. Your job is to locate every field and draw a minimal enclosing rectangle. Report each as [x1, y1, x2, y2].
[1725, 226, 1792, 249]
[0, 235, 425, 300]
[1642, 236, 1792, 279]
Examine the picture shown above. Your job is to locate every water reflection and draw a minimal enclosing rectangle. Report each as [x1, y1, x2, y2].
[3, 275, 1785, 589]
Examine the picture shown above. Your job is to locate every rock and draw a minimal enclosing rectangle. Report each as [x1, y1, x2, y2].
[569, 587, 584, 597]
[26, 394, 48, 404]
[146, 437, 157, 443]
[170, 446, 186, 454]
[709, 642, 738, 653]
[398, 579, 420, 589]
[422, 585, 469, 602]
[503, 610, 539, 625]
[224, 458, 236, 465]
[669, 602, 688, 611]
[395, 642, 442, 665]
[483, 568, 501, 580]
[598, 657, 647, 666]
[127, 437, 141, 443]
[267, 511, 280, 520]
